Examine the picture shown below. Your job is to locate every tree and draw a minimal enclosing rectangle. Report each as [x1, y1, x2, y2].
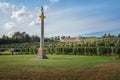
[1, 35, 9, 44]
[61, 36, 65, 39]
[102, 34, 107, 38]
[24, 34, 30, 42]
[30, 35, 40, 42]
[118, 34, 120, 38]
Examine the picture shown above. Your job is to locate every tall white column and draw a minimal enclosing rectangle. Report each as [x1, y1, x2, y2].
[38, 6, 48, 59]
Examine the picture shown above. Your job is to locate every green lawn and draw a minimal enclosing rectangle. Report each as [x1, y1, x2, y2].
[0, 54, 120, 80]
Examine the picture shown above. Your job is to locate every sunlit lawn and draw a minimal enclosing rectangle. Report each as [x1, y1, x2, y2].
[0, 54, 120, 80]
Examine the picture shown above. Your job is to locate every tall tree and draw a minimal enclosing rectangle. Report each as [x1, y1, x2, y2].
[118, 34, 120, 38]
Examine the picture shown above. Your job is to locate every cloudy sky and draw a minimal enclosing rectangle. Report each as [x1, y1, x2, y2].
[0, 0, 120, 37]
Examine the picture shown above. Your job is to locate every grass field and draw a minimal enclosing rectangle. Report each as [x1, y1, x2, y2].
[0, 54, 120, 80]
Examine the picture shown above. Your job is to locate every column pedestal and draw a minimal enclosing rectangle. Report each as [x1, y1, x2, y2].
[38, 49, 48, 59]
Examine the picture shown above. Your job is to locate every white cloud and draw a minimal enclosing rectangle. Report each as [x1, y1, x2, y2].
[11, 6, 29, 21]
[49, 0, 59, 3]
[29, 19, 40, 26]
[29, 14, 33, 18]
[0, 2, 9, 9]
[43, 6, 120, 37]
[0, 2, 10, 13]
[0, 2, 15, 13]
[7, 31, 15, 37]
[3, 22, 15, 29]
[43, 5, 49, 11]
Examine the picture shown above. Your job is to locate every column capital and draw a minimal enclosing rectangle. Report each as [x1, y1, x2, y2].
[39, 15, 46, 20]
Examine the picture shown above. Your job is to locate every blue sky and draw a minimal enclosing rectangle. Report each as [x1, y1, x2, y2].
[0, 0, 120, 37]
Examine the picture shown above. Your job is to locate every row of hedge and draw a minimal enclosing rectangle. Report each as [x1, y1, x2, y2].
[0, 48, 37, 55]
[0, 47, 120, 55]
[0, 52, 35, 55]
[46, 47, 120, 55]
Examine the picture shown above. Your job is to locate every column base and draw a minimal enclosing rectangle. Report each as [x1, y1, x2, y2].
[37, 49, 48, 59]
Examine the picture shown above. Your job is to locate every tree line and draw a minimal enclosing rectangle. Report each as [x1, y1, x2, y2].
[0, 32, 39, 44]
[0, 32, 69, 44]
[0, 31, 72, 44]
